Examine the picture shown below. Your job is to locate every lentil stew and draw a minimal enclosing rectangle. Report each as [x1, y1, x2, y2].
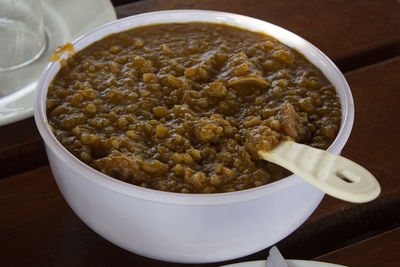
[46, 22, 341, 193]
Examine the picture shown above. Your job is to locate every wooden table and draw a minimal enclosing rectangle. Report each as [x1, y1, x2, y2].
[1, 0, 399, 266]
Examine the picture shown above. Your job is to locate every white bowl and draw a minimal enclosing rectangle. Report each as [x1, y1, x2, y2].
[34, 10, 354, 263]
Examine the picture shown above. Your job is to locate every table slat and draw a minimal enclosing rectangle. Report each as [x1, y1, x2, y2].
[116, 0, 400, 72]
[2, 0, 399, 178]
[314, 227, 400, 267]
[0, 118, 47, 178]
[1, 58, 399, 266]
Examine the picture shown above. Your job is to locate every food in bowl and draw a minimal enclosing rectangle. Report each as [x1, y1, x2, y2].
[46, 22, 341, 193]
[35, 10, 354, 263]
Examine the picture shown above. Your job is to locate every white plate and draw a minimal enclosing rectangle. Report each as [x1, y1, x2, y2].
[0, 0, 116, 126]
[222, 259, 347, 267]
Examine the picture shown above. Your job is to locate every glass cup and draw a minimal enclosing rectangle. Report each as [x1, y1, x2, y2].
[0, 0, 46, 71]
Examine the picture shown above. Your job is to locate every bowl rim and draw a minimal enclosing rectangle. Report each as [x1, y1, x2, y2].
[34, 10, 354, 206]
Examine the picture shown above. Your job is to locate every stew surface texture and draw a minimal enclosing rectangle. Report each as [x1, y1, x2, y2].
[46, 23, 341, 193]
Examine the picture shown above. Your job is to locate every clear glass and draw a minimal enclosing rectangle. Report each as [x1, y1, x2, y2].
[0, 0, 46, 71]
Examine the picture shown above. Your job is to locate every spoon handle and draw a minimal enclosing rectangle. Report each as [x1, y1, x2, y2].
[258, 141, 380, 203]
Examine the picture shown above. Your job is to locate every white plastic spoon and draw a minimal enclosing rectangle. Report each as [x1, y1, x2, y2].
[258, 140, 381, 203]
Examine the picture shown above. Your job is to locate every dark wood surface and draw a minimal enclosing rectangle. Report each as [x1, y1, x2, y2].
[1, 0, 399, 266]
[314, 227, 400, 267]
[115, 0, 400, 72]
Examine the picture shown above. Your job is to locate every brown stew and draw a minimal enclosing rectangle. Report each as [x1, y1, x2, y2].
[46, 23, 341, 193]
